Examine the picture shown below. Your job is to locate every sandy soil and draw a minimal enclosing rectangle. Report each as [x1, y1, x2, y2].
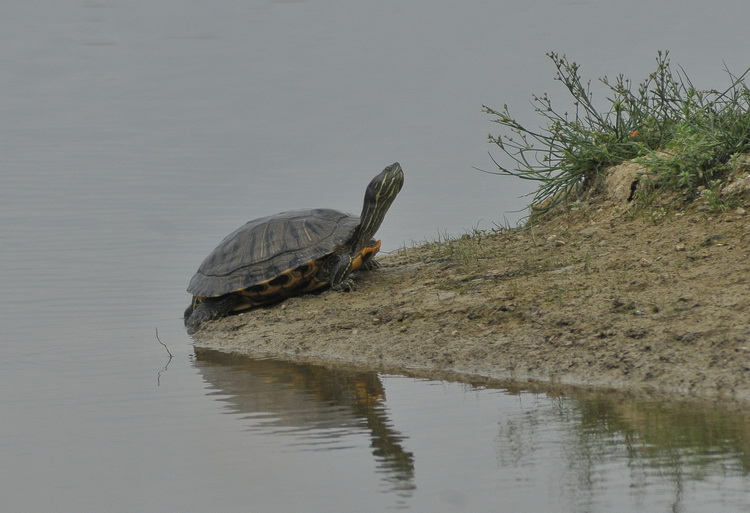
[192, 162, 750, 402]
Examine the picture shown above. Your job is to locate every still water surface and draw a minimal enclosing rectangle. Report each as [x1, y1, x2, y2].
[3, 1, 750, 511]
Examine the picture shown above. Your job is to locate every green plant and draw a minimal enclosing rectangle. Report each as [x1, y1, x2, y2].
[482, 51, 750, 211]
[700, 179, 740, 212]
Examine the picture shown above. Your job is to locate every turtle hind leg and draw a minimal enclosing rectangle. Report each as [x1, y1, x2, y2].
[184, 294, 245, 333]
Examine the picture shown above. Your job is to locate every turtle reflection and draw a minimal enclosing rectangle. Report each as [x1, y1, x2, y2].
[193, 348, 415, 495]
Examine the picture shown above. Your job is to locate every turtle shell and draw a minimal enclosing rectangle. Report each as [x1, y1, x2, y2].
[187, 208, 361, 298]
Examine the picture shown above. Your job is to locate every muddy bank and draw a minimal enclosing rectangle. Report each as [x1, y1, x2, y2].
[192, 164, 750, 402]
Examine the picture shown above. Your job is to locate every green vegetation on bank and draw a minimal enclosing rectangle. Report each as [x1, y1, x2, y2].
[483, 52, 750, 211]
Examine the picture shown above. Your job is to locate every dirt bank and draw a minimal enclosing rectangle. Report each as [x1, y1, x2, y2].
[192, 163, 750, 402]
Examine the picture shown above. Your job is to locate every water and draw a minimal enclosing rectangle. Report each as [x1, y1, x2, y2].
[2, 1, 750, 511]
[193, 350, 750, 513]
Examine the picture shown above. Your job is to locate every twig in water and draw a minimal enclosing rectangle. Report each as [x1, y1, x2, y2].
[155, 327, 173, 386]
[155, 327, 173, 358]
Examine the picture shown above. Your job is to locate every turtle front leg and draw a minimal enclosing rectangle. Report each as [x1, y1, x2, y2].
[323, 253, 356, 291]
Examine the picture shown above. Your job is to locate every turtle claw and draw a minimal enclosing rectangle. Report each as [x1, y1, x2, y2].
[332, 278, 355, 292]
[362, 259, 381, 271]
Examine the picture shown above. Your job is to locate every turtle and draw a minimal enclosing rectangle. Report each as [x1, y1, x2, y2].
[184, 162, 404, 331]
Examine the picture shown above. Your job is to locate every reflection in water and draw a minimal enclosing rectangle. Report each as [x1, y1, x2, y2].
[193, 348, 415, 496]
[496, 390, 750, 512]
[577, 397, 750, 473]
[194, 348, 750, 512]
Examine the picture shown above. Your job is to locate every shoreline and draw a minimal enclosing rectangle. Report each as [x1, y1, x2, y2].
[192, 165, 750, 404]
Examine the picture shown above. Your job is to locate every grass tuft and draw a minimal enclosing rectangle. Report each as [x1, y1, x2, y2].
[482, 51, 750, 212]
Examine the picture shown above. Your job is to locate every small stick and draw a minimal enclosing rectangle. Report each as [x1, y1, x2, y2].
[155, 327, 173, 358]
[155, 327, 173, 386]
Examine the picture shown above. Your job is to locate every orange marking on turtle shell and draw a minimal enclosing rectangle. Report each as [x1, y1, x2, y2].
[238, 261, 320, 298]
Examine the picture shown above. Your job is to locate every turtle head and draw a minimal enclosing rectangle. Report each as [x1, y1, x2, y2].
[365, 162, 404, 202]
[352, 162, 404, 249]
